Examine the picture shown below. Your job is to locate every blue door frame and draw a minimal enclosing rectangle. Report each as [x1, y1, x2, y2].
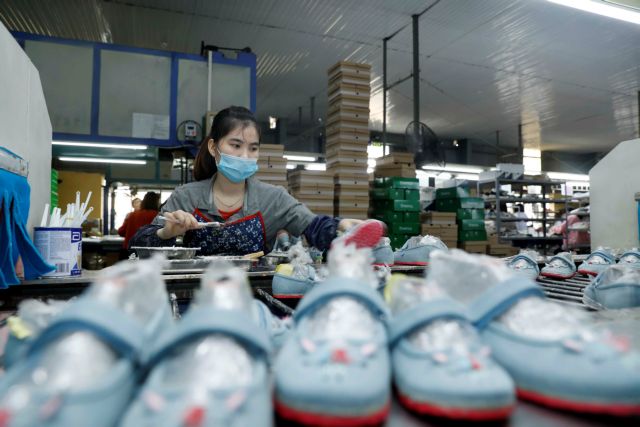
[12, 31, 257, 148]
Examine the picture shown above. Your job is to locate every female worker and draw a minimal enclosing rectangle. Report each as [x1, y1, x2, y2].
[130, 106, 384, 255]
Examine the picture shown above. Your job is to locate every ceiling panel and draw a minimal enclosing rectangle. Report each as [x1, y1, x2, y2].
[0, 0, 638, 153]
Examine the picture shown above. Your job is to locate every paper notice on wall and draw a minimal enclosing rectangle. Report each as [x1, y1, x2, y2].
[132, 113, 170, 139]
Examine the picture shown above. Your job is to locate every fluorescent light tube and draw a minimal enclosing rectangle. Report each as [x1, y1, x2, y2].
[421, 164, 484, 174]
[305, 163, 326, 171]
[547, 0, 640, 25]
[284, 155, 316, 162]
[53, 141, 148, 150]
[546, 171, 590, 181]
[59, 157, 147, 165]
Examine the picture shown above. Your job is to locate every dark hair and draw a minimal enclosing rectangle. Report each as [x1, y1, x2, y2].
[193, 106, 260, 181]
[141, 191, 160, 211]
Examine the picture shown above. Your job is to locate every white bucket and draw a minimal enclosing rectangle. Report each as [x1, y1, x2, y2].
[34, 227, 82, 277]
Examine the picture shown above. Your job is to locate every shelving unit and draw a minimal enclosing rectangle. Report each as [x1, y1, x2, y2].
[478, 177, 568, 255]
[566, 195, 591, 253]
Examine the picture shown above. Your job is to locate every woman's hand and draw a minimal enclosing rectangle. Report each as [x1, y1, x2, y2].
[156, 210, 200, 239]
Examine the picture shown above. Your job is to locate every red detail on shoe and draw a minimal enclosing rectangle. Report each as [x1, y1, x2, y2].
[272, 294, 304, 299]
[332, 348, 351, 364]
[608, 335, 631, 353]
[372, 263, 395, 267]
[540, 272, 575, 280]
[577, 269, 599, 276]
[397, 392, 513, 421]
[470, 356, 482, 370]
[275, 399, 390, 427]
[183, 406, 206, 427]
[338, 220, 385, 250]
[517, 388, 640, 416]
[0, 410, 11, 427]
[394, 261, 428, 266]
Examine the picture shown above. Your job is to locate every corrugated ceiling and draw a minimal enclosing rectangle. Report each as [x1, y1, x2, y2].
[1, 0, 638, 153]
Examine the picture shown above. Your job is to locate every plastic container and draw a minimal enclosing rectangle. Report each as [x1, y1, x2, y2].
[33, 227, 82, 277]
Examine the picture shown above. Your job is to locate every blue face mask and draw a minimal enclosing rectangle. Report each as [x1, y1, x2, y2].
[216, 150, 259, 183]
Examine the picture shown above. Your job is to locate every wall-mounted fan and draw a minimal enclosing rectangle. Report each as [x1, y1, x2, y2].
[405, 121, 446, 167]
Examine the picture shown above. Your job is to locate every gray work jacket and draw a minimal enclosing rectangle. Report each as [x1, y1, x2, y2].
[152, 174, 316, 250]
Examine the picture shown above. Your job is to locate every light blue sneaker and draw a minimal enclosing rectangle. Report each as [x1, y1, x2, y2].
[121, 260, 273, 427]
[506, 253, 540, 280]
[0, 259, 173, 427]
[394, 235, 448, 266]
[272, 264, 318, 299]
[583, 265, 640, 310]
[540, 252, 576, 280]
[388, 276, 515, 421]
[578, 249, 616, 276]
[429, 250, 640, 416]
[372, 237, 394, 266]
[617, 249, 640, 269]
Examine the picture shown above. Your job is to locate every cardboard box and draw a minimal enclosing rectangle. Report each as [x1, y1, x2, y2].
[373, 177, 419, 190]
[289, 183, 335, 195]
[328, 71, 370, 87]
[334, 174, 370, 186]
[436, 197, 484, 212]
[373, 199, 420, 212]
[335, 183, 369, 197]
[327, 104, 369, 121]
[287, 170, 334, 185]
[258, 144, 285, 157]
[373, 210, 403, 223]
[435, 186, 470, 199]
[374, 165, 416, 178]
[328, 94, 370, 109]
[460, 241, 489, 254]
[422, 211, 457, 224]
[422, 224, 458, 239]
[370, 187, 404, 200]
[326, 138, 368, 152]
[458, 229, 488, 241]
[328, 83, 370, 102]
[328, 163, 368, 175]
[325, 117, 369, 132]
[328, 61, 371, 79]
[390, 222, 420, 235]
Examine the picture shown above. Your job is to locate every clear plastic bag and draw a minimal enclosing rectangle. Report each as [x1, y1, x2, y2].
[287, 241, 317, 281]
[16, 299, 70, 336]
[429, 250, 590, 341]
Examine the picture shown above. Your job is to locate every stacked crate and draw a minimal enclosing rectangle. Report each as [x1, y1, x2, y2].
[256, 144, 287, 188]
[287, 170, 335, 216]
[326, 61, 371, 220]
[371, 177, 421, 249]
[421, 212, 458, 248]
[487, 234, 519, 257]
[373, 153, 416, 179]
[435, 186, 488, 253]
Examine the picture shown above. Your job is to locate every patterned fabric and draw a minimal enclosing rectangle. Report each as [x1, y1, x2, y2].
[183, 209, 265, 255]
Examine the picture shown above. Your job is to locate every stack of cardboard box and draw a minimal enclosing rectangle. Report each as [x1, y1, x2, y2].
[326, 61, 371, 220]
[421, 212, 458, 248]
[256, 144, 287, 188]
[373, 153, 416, 179]
[371, 177, 421, 249]
[287, 170, 335, 216]
[487, 234, 519, 257]
[435, 187, 488, 249]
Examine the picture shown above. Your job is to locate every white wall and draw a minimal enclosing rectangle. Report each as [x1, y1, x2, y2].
[590, 138, 640, 250]
[0, 23, 52, 234]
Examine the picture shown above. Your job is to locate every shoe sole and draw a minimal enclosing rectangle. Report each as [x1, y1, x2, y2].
[540, 272, 575, 280]
[397, 391, 514, 421]
[577, 269, 599, 276]
[337, 221, 385, 250]
[272, 294, 304, 299]
[275, 399, 390, 427]
[517, 388, 640, 416]
[373, 263, 395, 267]
[394, 261, 428, 266]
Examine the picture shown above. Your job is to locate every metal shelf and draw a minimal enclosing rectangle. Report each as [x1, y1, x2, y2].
[478, 178, 565, 187]
[493, 218, 556, 223]
[483, 197, 570, 204]
[502, 236, 564, 241]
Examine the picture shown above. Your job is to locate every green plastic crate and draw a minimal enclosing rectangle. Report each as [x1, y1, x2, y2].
[373, 210, 403, 223]
[435, 186, 470, 199]
[389, 234, 411, 249]
[390, 222, 420, 235]
[374, 177, 419, 190]
[456, 208, 485, 220]
[458, 229, 487, 241]
[403, 212, 420, 223]
[436, 197, 484, 212]
[370, 187, 404, 200]
[457, 219, 486, 231]
[404, 189, 420, 201]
